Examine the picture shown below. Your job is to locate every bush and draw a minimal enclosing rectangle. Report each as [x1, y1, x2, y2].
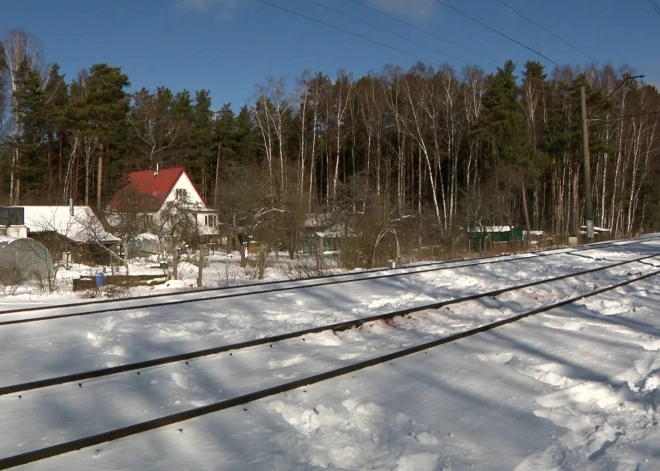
[280, 253, 329, 280]
[0, 263, 27, 295]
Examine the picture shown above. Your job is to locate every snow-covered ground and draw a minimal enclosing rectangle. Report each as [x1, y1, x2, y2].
[1, 238, 659, 470]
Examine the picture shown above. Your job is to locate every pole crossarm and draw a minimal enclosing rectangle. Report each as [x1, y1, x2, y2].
[592, 74, 645, 116]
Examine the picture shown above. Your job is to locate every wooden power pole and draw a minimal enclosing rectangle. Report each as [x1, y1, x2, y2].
[580, 86, 594, 244]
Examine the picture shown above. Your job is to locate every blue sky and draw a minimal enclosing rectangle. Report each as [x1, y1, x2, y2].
[2, 0, 659, 108]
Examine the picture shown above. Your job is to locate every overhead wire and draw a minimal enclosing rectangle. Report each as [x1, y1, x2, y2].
[433, 0, 562, 67]
[346, 0, 496, 65]
[301, 0, 468, 64]
[254, 0, 446, 67]
[617, 109, 660, 119]
[648, 0, 660, 18]
[494, 0, 600, 64]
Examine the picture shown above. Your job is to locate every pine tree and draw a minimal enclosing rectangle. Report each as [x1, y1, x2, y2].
[213, 102, 237, 208]
[235, 104, 258, 164]
[43, 64, 69, 198]
[478, 60, 534, 233]
[170, 90, 194, 165]
[12, 57, 46, 203]
[84, 64, 130, 208]
[0, 41, 7, 131]
[190, 89, 215, 199]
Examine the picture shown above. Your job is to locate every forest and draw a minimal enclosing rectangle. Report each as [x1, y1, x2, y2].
[1, 29, 659, 255]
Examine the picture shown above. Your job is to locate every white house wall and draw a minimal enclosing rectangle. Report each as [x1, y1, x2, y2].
[158, 172, 218, 237]
[162, 172, 206, 208]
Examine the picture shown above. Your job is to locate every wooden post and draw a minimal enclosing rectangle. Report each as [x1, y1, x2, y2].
[197, 245, 204, 288]
[580, 87, 594, 243]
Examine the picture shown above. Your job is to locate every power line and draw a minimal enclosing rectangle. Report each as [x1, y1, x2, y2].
[648, 0, 660, 18]
[301, 0, 468, 64]
[346, 0, 496, 65]
[495, 0, 600, 64]
[433, 0, 562, 67]
[618, 109, 660, 119]
[254, 0, 446, 67]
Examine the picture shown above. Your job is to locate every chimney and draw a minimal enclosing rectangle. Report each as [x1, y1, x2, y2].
[69, 196, 74, 217]
[154, 163, 159, 177]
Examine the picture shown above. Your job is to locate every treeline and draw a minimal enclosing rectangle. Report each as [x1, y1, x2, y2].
[1, 29, 659, 244]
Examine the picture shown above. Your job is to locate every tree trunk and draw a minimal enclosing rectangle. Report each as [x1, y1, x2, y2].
[213, 144, 221, 209]
[197, 245, 204, 287]
[521, 177, 532, 244]
[97, 142, 104, 209]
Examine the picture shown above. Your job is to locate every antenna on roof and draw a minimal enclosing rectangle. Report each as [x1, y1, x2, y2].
[154, 163, 159, 177]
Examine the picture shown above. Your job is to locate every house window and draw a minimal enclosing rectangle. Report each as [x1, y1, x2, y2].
[204, 215, 217, 227]
[175, 188, 188, 200]
[143, 214, 154, 225]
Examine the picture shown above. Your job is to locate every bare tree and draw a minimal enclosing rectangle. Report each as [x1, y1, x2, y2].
[3, 29, 43, 204]
[128, 87, 181, 163]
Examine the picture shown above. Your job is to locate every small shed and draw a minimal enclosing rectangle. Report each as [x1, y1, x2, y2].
[17, 205, 120, 265]
[468, 225, 523, 250]
[0, 237, 54, 282]
[127, 233, 161, 258]
[302, 227, 343, 255]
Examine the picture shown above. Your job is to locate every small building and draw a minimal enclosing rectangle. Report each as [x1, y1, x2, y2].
[107, 167, 219, 245]
[468, 225, 524, 250]
[127, 232, 161, 258]
[0, 235, 54, 284]
[4, 205, 120, 266]
[579, 226, 612, 239]
[302, 227, 342, 255]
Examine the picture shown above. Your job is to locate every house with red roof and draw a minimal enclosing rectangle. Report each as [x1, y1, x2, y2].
[107, 166, 218, 239]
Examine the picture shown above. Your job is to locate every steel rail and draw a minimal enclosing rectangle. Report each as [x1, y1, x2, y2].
[1, 236, 650, 320]
[0, 267, 657, 469]
[0, 250, 574, 326]
[1, 253, 657, 397]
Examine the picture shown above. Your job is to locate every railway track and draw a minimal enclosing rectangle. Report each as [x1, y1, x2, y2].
[1, 237, 656, 326]
[1, 251, 658, 396]
[0, 252, 658, 469]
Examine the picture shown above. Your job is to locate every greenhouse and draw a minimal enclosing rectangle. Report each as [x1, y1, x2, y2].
[0, 236, 54, 283]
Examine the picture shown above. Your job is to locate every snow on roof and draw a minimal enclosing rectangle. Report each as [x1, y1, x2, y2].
[304, 213, 333, 228]
[469, 225, 515, 233]
[135, 232, 159, 242]
[0, 235, 20, 248]
[22, 206, 120, 244]
[580, 225, 611, 232]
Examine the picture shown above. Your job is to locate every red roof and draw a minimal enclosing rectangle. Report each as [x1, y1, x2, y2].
[108, 167, 197, 211]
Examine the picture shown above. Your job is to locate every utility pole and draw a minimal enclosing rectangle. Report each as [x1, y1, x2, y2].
[579, 74, 644, 244]
[580, 86, 594, 243]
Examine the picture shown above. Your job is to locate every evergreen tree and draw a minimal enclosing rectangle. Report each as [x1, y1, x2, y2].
[0, 41, 7, 134]
[235, 104, 258, 164]
[12, 57, 46, 203]
[43, 63, 69, 198]
[478, 60, 534, 233]
[212, 102, 237, 208]
[170, 90, 194, 164]
[216, 102, 237, 160]
[190, 89, 215, 199]
[84, 64, 130, 208]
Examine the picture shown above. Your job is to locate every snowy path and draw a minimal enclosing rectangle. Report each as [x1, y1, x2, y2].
[13, 269, 658, 471]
